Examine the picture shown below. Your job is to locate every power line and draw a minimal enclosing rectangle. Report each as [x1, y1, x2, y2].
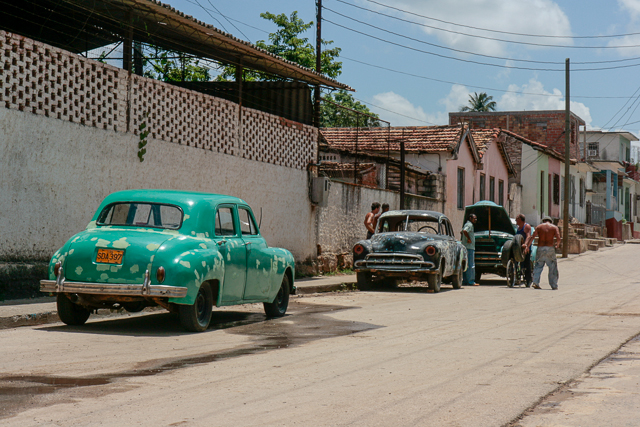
[326, 19, 640, 72]
[355, 0, 640, 41]
[330, 1, 640, 55]
[340, 56, 637, 100]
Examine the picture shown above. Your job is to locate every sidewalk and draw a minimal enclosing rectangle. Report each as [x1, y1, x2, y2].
[0, 274, 358, 329]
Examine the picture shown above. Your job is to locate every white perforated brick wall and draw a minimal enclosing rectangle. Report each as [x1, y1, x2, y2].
[1, 31, 317, 170]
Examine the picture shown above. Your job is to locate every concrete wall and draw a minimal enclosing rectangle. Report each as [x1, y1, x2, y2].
[0, 31, 319, 262]
[0, 107, 317, 261]
[317, 181, 441, 256]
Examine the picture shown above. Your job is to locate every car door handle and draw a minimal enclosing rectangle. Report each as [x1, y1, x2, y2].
[217, 240, 227, 246]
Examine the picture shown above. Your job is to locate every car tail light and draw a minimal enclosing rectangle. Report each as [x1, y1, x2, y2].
[54, 262, 61, 277]
[425, 246, 436, 256]
[156, 266, 166, 283]
[354, 244, 364, 255]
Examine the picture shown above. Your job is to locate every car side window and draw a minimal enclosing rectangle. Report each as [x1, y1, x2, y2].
[215, 207, 236, 236]
[238, 208, 258, 236]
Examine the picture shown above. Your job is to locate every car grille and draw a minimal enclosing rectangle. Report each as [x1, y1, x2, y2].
[356, 253, 435, 271]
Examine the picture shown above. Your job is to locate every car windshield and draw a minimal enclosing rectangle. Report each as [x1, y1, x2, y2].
[97, 203, 183, 230]
[378, 215, 441, 234]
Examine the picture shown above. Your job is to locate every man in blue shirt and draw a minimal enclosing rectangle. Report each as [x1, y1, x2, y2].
[461, 213, 477, 286]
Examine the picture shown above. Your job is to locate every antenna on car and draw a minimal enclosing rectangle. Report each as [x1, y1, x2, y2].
[259, 207, 263, 229]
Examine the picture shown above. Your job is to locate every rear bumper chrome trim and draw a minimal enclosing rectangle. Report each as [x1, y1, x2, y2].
[40, 268, 187, 298]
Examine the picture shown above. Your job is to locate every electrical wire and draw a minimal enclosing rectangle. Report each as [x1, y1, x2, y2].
[326, 19, 640, 72]
[340, 56, 636, 100]
[356, 0, 640, 41]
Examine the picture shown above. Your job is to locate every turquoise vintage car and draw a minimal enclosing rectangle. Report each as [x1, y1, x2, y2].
[41, 190, 296, 332]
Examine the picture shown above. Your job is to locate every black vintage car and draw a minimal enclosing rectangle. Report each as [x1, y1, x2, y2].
[353, 210, 467, 292]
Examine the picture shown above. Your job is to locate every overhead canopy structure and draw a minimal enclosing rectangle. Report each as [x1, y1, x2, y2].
[0, 0, 352, 90]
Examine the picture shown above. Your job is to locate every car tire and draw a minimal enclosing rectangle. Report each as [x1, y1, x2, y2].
[179, 282, 213, 332]
[56, 294, 91, 326]
[512, 234, 525, 263]
[506, 259, 517, 288]
[451, 265, 463, 289]
[501, 240, 513, 268]
[264, 274, 290, 318]
[428, 265, 443, 293]
[357, 272, 373, 291]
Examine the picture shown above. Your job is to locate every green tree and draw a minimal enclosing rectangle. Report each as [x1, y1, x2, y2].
[460, 92, 497, 112]
[217, 11, 379, 127]
[322, 90, 380, 127]
[144, 46, 210, 82]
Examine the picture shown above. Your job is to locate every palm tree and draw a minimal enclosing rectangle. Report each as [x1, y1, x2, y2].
[460, 92, 497, 112]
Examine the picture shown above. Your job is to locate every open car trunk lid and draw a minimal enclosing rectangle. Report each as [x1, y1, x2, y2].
[464, 201, 515, 235]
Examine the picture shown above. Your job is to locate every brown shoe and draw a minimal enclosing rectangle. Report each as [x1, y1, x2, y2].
[532, 283, 541, 289]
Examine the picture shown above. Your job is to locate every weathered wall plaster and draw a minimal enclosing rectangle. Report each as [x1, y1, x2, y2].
[317, 181, 440, 256]
[0, 108, 316, 261]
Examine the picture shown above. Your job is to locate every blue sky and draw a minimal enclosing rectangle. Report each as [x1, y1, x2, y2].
[167, 0, 640, 137]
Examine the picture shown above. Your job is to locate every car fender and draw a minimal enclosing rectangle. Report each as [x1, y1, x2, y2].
[47, 232, 86, 279]
[152, 241, 225, 306]
[264, 248, 296, 300]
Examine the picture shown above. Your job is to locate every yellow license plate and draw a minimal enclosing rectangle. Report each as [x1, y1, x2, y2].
[96, 249, 124, 264]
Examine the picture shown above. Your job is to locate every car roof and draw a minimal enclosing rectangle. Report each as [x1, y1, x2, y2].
[380, 210, 449, 221]
[101, 189, 247, 208]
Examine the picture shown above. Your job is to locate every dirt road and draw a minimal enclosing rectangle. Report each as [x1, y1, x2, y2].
[2, 244, 640, 426]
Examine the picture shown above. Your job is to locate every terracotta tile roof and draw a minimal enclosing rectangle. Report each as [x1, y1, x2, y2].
[321, 125, 465, 153]
[469, 128, 500, 159]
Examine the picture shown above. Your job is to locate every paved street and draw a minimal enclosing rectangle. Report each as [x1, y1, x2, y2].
[2, 244, 640, 426]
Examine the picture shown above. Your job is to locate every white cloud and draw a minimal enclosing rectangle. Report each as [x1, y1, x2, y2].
[370, 91, 447, 126]
[606, 1, 640, 55]
[618, 0, 640, 20]
[375, 0, 572, 56]
[440, 84, 474, 113]
[498, 78, 592, 127]
[369, 81, 593, 129]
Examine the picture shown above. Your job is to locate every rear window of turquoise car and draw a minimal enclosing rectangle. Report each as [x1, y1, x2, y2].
[97, 203, 183, 230]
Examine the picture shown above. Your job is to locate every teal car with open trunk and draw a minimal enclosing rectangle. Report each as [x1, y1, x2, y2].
[41, 190, 296, 332]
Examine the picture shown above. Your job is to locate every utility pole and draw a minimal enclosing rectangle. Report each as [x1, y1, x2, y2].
[314, 0, 322, 131]
[562, 58, 571, 258]
[400, 128, 406, 209]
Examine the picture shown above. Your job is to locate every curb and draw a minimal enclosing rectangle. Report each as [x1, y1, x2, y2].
[0, 281, 359, 330]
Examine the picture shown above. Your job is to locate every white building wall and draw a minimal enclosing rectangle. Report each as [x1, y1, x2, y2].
[0, 108, 317, 261]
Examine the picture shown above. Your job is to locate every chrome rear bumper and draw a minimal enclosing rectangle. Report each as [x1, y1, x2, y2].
[40, 268, 187, 298]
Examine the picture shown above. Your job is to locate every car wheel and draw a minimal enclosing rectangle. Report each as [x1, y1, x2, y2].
[179, 282, 213, 332]
[427, 265, 443, 293]
[451, 265, 463, 289]
[512, 235, 525, 263]
[357, 272, 373, 291]
[56, 294, 91, 326]
[264, 274, 290, 318]
[501, 240, 513, 268]
[506, 259, 517, 288]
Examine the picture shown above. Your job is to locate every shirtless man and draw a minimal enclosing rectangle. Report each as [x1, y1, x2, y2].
[364, 202, 381, 239]
[525, 215, 561, 290]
